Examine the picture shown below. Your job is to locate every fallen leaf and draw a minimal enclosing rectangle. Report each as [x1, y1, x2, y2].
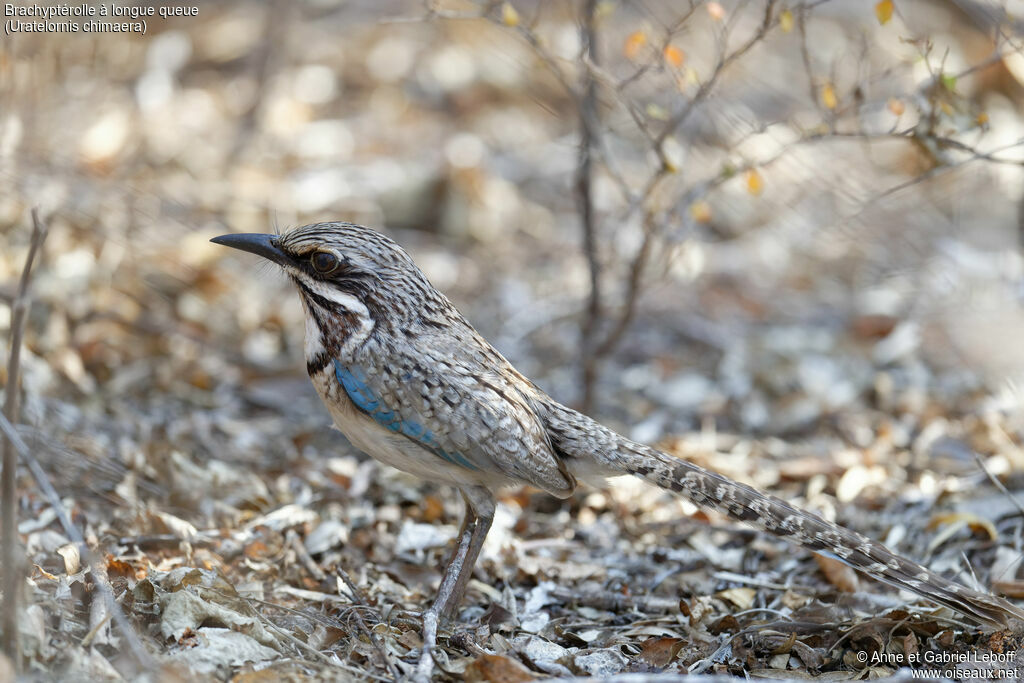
[465, 654, 536, 683]
[690, 200, 712, 224]
[638, 637, 684, 667]
[991, 580, 1024, 599]
[875, 0, 894, 25]
[929, 512, 998, 541]
[821, 83, 838, 110]
[815, 554, 859, 592]
[746, 169, 764, 196]
[717, 586, 756, 609]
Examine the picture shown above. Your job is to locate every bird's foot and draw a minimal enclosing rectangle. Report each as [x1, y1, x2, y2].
[412, 608, 440, 683]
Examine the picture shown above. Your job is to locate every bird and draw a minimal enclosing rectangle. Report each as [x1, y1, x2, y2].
[212, 222, 1024, 675]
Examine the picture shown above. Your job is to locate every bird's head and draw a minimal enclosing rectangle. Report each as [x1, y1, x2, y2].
[212, 222, 443, 360]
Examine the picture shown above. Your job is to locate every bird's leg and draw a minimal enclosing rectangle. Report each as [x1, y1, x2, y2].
[439, 486, 495, 618]
[415, 486, 495, 681]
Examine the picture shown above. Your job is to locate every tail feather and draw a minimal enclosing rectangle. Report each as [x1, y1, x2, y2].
[542, 402, 1024, 629]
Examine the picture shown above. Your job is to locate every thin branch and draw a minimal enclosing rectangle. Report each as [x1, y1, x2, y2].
[653, 0, 780, 158]
[0, 216, 152, 677]
[1, 208, 47, 665]
[973, 451, 1024, 519]
[591, 214, 657, 360]
[578, 0, 602, 413]
[0, 413, 153, 673]
[334, 566, 402, 681]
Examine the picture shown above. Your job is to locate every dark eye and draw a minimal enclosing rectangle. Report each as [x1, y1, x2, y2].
[311, 251, 339, 274]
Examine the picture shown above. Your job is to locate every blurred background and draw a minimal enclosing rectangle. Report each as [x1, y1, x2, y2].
[4, 0, 1024, 678]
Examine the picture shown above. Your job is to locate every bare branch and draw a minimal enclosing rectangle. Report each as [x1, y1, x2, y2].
[1, 211, 151, 674]
[333, 565, 402, 681]
[1, 209, 47, 666]
[0, 413, 154, 674]
[653, 0, 780, 159]
[578, 0, 603, 412]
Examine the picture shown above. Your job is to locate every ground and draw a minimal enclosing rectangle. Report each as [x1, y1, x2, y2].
[3, 0, 1024, 680]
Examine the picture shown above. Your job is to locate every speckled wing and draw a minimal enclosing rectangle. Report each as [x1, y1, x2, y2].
[336, 333, 575, 497]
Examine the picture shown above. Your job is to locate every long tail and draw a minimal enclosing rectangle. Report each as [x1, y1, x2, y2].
[541, 401, 1024, 629]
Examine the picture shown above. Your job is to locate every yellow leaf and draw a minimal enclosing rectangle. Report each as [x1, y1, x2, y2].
[690, 200, 712, 224]
[746, 169, 764, 196]
[501, 2, 519, 27]
[821, 83, 838, 110]
[645, 102, 668, 120]
[624, 30, 647, 60]
[663, 44, 685, 68]
[887, 97, 905, 116]
[779, 9, 794, 33]
[977, 111, 989, 127]
[930, 512, 998, 541]
[875, 0, 894, 25]
[595, 0, 616, 20]
[706, 1, 726, 21]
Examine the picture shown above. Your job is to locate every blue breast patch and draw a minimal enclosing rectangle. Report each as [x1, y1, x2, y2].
[333, 360, 478, 471]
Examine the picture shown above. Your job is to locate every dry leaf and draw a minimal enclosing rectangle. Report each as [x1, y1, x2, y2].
[33, 564, 59, 581]
[465, 654, 536, 683]
[663, 45, 685, 68]
[821, 83, 838, 110]
[624, 31, 647, 59]
[779, 9, 794, 33]
[902, 632, 919, 660]
[875, 0, 894, 25]
[56, 544, 81, 575]
[645, 102, 668, 120]
[638, 637, 685, 667]
[685, 595, 715, 625]
[991, 580, 1024, 599]
[746, 169, 764, 196]
[717, 586, 756, 609]
[501, 3, 519, 27]
[421, 494, 445, 523]
[690, 200, 712, 223]
[815, 554, 860, 592]
[929, 512, 998, 540]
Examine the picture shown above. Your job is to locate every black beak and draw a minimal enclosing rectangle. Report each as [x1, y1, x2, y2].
[210, 233, 294, 268]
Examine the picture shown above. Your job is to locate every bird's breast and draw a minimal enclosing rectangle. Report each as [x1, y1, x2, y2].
[306, 362, 508, 488]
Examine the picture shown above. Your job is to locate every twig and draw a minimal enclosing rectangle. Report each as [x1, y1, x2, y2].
[973, 451, 1024, 519]
[0, 413, 154, 672]
[577, 0, 602, 413]
[1, 209, 47, 665]
[653, 0, 780, 156]
[286, 529, 326, 582]
[335, 566, 402, 681]
[211, 585, 397, 680]
[594, 215, 657, 360]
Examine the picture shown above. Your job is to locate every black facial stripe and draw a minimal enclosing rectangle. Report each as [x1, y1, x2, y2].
[295, 280, 346, 312]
